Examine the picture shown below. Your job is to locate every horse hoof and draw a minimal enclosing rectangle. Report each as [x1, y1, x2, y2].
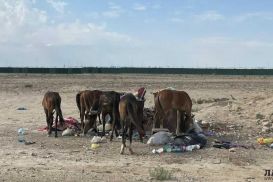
[129, 147, 134, 155]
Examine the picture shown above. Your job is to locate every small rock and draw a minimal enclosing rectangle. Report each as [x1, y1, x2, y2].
[213, 159, 221, 164]
[262, 126, 270, 133]
[19, 151, 27, 155]
[229, 148, 236, 152]
[31, 153, 37, 157]
[262, 121, 271, 127]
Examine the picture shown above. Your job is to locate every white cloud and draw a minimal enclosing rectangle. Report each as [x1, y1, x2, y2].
[169, 17, 184, 23]
[102, 10, 120, 18]
[108, 2, 121, 10]
[101, 2, 123, 18]
[46, 0, 67, 14]
[186, 37, 273, 68]
[194, 11, 225, 21]
[235, 12, 273, 22]
[0, 0, 140, 67]
[133, 4, 147, 11]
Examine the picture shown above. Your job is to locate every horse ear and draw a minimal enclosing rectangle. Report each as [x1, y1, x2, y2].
[151, 91, 158, 96]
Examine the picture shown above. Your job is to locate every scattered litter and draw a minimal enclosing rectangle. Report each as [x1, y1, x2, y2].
[91, 143, 100, 150]
[173, 132, 207, 148]
[152, 144, 200, 154]
[91, 136, 107, 144]
[37, 117, 80, 132]
[25, 141, 36, 145]
[87, 128, 97, 136]
[97, 123, 112, 132]
[257, 137, 273, 145]
[262, 126, 271, 133]
[18, 128, 25, 143]
[270, 143, 273, 148]
[17, 107, 27, 110]
[213, 140, 251, 149]
[147, 131, 173, 145]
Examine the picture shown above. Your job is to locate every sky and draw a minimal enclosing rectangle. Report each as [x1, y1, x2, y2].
[1, 0, 273, 68]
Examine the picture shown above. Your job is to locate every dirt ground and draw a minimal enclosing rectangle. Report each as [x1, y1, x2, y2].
[1, 73, 273, 182]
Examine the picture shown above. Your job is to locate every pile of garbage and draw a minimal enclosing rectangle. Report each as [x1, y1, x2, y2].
[148, 131, 207, 154]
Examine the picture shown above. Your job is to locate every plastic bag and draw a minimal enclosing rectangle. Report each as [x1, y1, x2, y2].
[147, 131, 173, 145]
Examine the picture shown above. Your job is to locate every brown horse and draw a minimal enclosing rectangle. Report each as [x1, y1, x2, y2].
[153, 89, 193, 135]
[119, 93, 145, 155]
[42, 91, 64, 137]
[97, 91, 122, 140]
[76, 90, 102, 135]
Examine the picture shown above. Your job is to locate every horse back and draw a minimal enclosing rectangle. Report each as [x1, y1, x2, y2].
[157, 89, 192, 113]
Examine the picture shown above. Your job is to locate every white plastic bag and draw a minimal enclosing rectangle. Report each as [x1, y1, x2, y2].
[147, 131, 172, 145]
[62, 128, 75, 136]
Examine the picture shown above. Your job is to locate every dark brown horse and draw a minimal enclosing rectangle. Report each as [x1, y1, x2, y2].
[42, 91, 64, 137]
[76, 90, 102, 135]
[153, 89, 193, 135]
[97, 91, 122, 140]
[119, 93, 145, 155]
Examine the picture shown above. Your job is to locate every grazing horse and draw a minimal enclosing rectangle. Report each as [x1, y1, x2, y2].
[42, 91, 64, 137]
[119, 93, 145, 155]
[153, 89, 193, 135]
[76, 90, 102, 135]
[97, 91, 122, 140]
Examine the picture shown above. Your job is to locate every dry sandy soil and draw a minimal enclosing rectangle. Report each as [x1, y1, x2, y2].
[0, 73, 273, 182]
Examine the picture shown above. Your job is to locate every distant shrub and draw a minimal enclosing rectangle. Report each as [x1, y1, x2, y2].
[256, 113, 265, 119]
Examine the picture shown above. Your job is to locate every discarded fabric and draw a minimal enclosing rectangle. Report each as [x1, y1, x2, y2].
[213, 140, 251, 149]
[173, 132, 207, 148]
[37, 117, 80, 132]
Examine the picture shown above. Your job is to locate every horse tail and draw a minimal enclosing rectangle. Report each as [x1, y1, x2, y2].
[76, 92, 81, 113]
[113, 93, 121, 130]
[55, 101, 64, 124]
[127, 102, 144, 136]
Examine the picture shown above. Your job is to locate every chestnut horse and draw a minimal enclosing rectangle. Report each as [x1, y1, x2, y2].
[42, 91, 64, 137]
[153, 89, 193, 135]
[76, 90, 102, 135]
[119, 93, 145, 155]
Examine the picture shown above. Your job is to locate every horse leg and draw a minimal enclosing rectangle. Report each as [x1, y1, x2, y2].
[176, 110, 181, 136]
[128, 123, 134, 154]
[80, 109, 85, 132]
[110, 109, 117, 141]
[44, 109, 50, 136]
[48, 112, 53, 136]
[54, 112, 58, 138]
[120, 123, 128, 155]
[110, 113, 115, 141]
[102, 112, 106, 137]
